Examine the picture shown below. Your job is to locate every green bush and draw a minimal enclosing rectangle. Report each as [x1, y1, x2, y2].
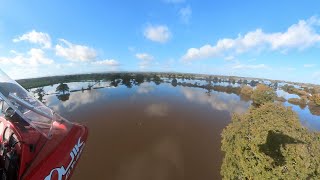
[221, 103, 320, 179]
[251, 84, 276, 106]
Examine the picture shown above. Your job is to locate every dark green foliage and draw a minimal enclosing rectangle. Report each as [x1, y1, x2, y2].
[221, 103, 320, 179]
[56, 94, 70, 101]
[171, 78, 178, 87]
[134, 74, 145, 85]
[33, 87, 45, 102]
[56, 83, 69, 94]
[251, 84, 276, 106]
[153, 75, 162, 85]
[250, 80, 259, 87]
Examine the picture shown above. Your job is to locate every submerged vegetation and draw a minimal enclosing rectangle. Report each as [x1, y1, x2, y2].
[221, 103, 320, 179]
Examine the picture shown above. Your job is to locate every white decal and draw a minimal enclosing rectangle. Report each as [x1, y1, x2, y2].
[44, 137, 85, 180]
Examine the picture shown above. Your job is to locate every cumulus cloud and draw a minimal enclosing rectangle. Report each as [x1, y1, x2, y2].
[55, 39, 97, 62]
[13, 30, 51, 48]
[304, 64, 316, 68]
[92, 59, 120, 66]
[0, 48, 53, 66]
[135, 53, 155, 68]
[135, 53, 154, 61]
[179, 6, 192, 24]
[182, 16, 320, 61]
[144, 25, 171, 43]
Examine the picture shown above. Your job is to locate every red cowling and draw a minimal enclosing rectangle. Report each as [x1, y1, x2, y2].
[0, 116, 88, 180]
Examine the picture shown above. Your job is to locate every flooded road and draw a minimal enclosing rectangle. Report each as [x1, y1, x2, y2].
[34, 80, 320, 180]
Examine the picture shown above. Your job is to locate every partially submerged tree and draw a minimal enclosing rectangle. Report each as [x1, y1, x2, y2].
[171, 78, 178, 87]
[56, 83, 70, 94]
[221, 103, 320, 179]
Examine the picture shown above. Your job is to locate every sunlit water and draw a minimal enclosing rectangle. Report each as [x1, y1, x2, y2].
[31, 80, 320, 180]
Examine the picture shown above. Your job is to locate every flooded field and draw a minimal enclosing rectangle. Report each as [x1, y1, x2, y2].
[29, 78, 320, 180]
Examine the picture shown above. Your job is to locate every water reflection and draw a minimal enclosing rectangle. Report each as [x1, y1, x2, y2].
[137, 82, 155, 94]
[56, 94, 70, 102]
[181, 87, 250, 114]
[48, 90, 102, 112]
[26, 77, 320, 180]
[145, 103, 169, 117]
[115, 136, 183, 180]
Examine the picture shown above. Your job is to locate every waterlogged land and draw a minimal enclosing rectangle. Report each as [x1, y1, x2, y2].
[19, 73, 320, 180]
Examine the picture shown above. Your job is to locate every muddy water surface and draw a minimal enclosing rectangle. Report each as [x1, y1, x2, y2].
[39, 81, 319, 180]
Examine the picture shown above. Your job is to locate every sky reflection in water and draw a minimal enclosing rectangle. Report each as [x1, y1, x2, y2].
[32, 80, 320, 180]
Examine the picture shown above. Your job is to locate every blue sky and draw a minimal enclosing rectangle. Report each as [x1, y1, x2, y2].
[0, 0, 320, 84]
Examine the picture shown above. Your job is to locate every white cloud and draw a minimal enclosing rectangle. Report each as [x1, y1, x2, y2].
[304, 64, 316, 68]
[13, 30, 51, 48]
[135, 53, 154, 61]
[135, 53, 155, 68]
[55, 39, 97, 62]
[182, 16, 320, 61]
[92, 59, 120, 66]
[144, 25, 171, 43]
[0, 48, 53, 66]
[164, 0, 185, 3]
[179, 6, 192, 24]
[232, 64, 268, 70]
[224, 55, 235, 61]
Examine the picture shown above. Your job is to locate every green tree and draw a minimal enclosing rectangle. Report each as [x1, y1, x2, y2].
[171, 78, 178, 87]
[34, 87, 45, 102]
[221, 103, 320, 179]
[153, 75, 162, 85]
[56, 83, 69, 94]
[251, 84, 276, 106]
[135, 74, 145, 85]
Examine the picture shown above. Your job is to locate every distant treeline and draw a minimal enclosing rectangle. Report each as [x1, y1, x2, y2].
[17, 72, 273, 89]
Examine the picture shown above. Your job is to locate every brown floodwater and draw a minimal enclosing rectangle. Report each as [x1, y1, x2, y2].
[38, 80, 319, 180]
